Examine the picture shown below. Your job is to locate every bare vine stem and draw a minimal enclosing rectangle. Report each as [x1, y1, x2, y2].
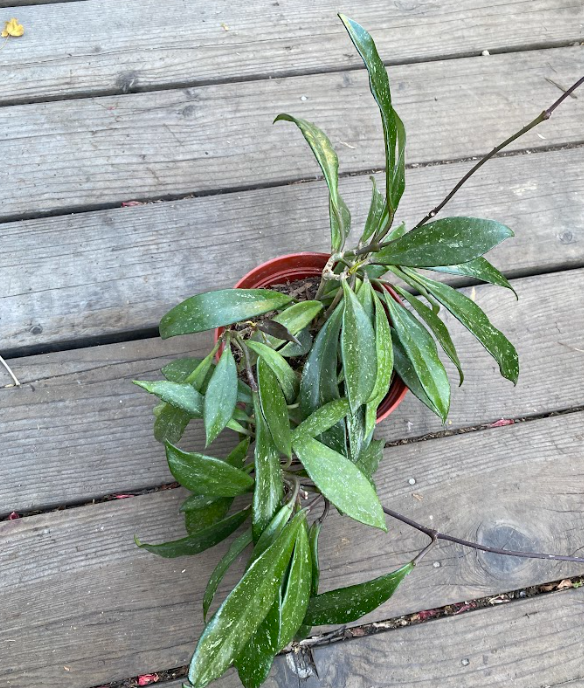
[351, 76, 584, 258]
[383, 506, 584, 564]
[0, 354, 20, 386]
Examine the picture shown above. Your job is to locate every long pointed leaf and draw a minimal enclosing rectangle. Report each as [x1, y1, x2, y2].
[135, 506, 251, 559]
[292, 398, 350, 441]
[160, 289, 293, 338]
[257, 359, 291, 458]
[304, 563, 413, 625]
[165, 442, 254, 496]
[235, 601, 281, 688]
[360, 175, 387, 244]
[275, 114, 350, 251]
[426, 257, 517, 297]
[245, 340, 299, 403]
[406, 270, 519, 384]
[292, 435, 386, 531]
[204, 345, 238, 445]
[376, 217, 514, 267]
[384, 294, 450, 421]
[392, 333, 441, 417]
[188, 514, 303, 688]
[341, 280, 377, 412]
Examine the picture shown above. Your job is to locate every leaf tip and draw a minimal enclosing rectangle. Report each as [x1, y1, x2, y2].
[134, 535, 143, 548]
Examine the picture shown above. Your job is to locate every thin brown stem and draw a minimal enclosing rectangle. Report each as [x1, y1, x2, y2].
[383, 506, 584, 564]
[232, 337, 257, 392]
[411, 75, 584, 231]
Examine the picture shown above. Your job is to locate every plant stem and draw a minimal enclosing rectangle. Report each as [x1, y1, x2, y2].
[0, 354, 20, 386]
[232, 337, 258, 392]
[411, 75, 584, 230]
[383, 506, 584, 564]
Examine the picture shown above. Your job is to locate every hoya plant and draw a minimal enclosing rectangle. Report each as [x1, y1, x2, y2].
[132, 16, 584, 688]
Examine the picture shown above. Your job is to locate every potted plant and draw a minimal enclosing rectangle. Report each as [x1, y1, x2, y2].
[133, 15, 583, 688]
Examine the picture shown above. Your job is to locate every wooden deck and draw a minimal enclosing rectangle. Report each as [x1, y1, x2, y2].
[1, 1, 583, 686]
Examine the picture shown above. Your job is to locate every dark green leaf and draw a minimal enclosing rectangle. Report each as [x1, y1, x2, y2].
[392, 333, 441, 416]
[341, 281, 377, 412]
[136, 506, 250, 559]
[394, 285, 464, 385]
[257, 359, 291, 458]
[356, 439, 384, 480]
[365, 292, 394, 437]
[166, 442, 254, 496]
[356, 278, 375, 322]
[235, 601, 281, 688]
[346, 405, 366, 462]
[224, 437, 251, 469]
[250, 500, 295, 567]
[339, 15, 405, 212]
[292, 435, 386, 531]
[252, 393, 284, 541]
[292, 398, 350, 441]
[360, 175, 387, 244]
[203, 529, 253, 622]
[257, 320, 301, 345]
[204, 346, 238, 445]
[376, 217, 514, 267]
[278, 521, 312, 650]
[133, 380, 203, 417]
[407, 270, 519, 384]
[188, 514, 303, 688]
[273, 300, 324, 335]
[426, 257, 517, 297]
[162, 357, 205, 383]
[245, 340, 299, 403]
[180, 493, 228, 513]
[160, 289, 293, 338]
[308, 520, 323, 595]
[304, 563, 413, 625]
[185, 499, 232, 535]
[153, 404, 191, 444]
[279, 327, 312, 357]
[275, 114, 350, 252]
[384, 294, 450, 422]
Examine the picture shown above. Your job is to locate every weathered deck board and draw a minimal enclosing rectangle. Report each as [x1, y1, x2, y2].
[2, 47, 583, 221]
[284, 590, 584, 688]
[0, 0, 581, 104]
[3, 267, 584, 514]
[3, 410, 584, 688]
[162, 590, 584, 687]
[2, 146, 583, 354]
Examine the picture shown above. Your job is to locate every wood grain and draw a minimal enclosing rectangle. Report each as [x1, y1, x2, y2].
[0, 0, 581, 104]
[4, 267, 584, 514]
[2, 47, 582, 221]
[2, 410, 584, 688]
[290, 589, 584, 688]
[2, 146, 583, 354]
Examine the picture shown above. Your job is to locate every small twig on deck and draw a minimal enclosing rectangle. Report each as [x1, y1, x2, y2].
[0, 354, 20, 387]
[383, 505, 584, 564]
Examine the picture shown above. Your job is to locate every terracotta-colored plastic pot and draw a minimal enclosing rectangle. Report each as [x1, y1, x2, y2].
[215, 252, 408, 423]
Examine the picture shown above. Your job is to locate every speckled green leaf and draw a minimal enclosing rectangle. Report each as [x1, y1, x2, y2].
[392, 333, 441, 417]
[304, 563, 413, 625]
[292, 398, 350, 441]
[407, 270, 519, 384]
[346, 405, 366, 462]
[275, 114, 350, 252]
[133, 379, 204, 417]
[135, 506, 251, 559]
[365, 292, 394, 437]
[360, 176, 387, 244]
[356, 439, 384, 480]
[153, 404, 191, 444]
[235, 601, 281, 688]
[356, 278, 375, 322]
[257, 359, 291, 458]
[279, 327, 312, 357]
[376, 217, 514, 267]
[165, 442, 254, 496]
[340, 15, 405, 212]
[394, 285, 464, 385]
[341, 281, 377, 412]
[274, 300, 324, 335]
[245, 340, 299, 403]
[162, 357, 206, 383]
[188, 514, 303, 688]
[384, 294, 450, 422]
[160, 289, 293, 338]
[278, 521, 312, 650]
[204, 346, 238, 445]
[308, 520, 323, 596]
[426, 257, 517, 297]
[292, 435, 386, 531]
[252, 393, 284, 542]
[184, 499, 232, 535]
[203, 529, 253, 622]
[249, 500, 295, 568]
